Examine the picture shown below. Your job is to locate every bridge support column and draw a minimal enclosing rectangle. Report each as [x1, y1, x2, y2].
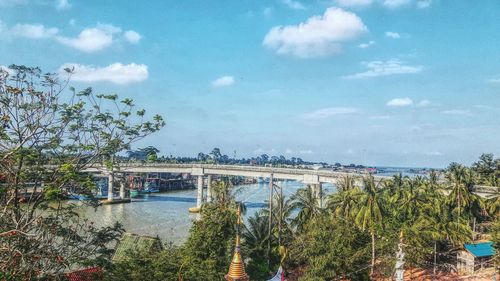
[196, 175, 204, 207]
[119, 178, 126, 199]
[206, 175, 212, 203]
[107, 173, 114, 202]
[314, 183, 323, 208]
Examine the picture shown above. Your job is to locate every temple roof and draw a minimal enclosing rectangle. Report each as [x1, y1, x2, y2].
[112, 232, 163, 262]
[225, 206, 249, 281]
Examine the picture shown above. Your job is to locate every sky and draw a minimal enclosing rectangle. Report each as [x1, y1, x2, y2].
[1, 0, 499, 168]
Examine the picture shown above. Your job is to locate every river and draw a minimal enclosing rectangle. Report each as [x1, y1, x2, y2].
[76, 181, 335, 244]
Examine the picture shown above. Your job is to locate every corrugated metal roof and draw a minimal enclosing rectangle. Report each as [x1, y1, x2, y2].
[112, 233, 162, 261]
[464, 242, 495, 257]
[65, 267, 102, 281]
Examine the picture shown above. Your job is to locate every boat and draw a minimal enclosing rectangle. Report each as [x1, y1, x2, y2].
[188, 206, 201, 213]
[144, 178, 161, 193]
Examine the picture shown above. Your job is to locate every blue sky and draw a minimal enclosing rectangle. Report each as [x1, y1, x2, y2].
[1, 0, 499, 168]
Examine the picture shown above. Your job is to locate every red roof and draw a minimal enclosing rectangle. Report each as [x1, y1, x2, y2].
[65, 267, 102, 281]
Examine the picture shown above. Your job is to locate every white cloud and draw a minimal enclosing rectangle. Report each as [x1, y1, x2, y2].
[385, 31, 400, 38]
[358, 40, 375, 48]
[386, 97, 413, 107]
[343, 59, 423, 79]
[124, 30, 142, 44]
[487, 77, 500, 83]
[69, 19, 76, 26]
[426, 151, 443, 156]
[0, 65, 15, 75]
[281, 0, 305, 10]
[441, 109, 472, 116]
[56, 24, 121, 52]
[60, 63, 148, 85]
[263, 7, 273, 18]
[382, 0, 411, 8]
[416, 99, 430, 107]
[212, 76, 235, 87]
[301, 107, 359, 120]
[336, 0, 373, 7]
[369, 115, 392, 120]
[0, 0, 28, 7]
[10, 23, 59, 39]
[417, 0, 432, 8]
[263, 7, 367, 58]
[56, 0, 71, 10]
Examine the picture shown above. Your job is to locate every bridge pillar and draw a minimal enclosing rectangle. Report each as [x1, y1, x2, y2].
[107, 173, 114, 201]
[206, 175, 212, 203]
[119, 178, 126, 199]
[314, 183, 323, 208]
[196, 175, 204, 207]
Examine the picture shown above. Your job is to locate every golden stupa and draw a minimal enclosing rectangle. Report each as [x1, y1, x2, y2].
[225, 206, 249, 281]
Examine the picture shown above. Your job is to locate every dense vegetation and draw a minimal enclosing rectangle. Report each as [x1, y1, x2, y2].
[108, 154, 499, 280]
[1, 65, 498, 280]
[0, 65, 164, 280]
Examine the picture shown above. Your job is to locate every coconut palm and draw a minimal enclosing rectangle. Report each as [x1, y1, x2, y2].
[445, 163, 482, 222]
[261, 192, 295, 247]
[210, 177, 247, 214]
[415, 199, 471, 276]
[290, 186, 322, 232]
[355, 176, 384, 276]
[327, 177, 362, 219]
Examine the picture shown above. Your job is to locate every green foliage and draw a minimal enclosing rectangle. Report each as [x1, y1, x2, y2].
[106, 244, 182, 281]
[290, 214, 371, 280]
[0, 65, 163, 278]
[180, 204, 236, 280]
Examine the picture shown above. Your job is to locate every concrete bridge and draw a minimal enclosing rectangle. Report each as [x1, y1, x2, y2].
[86, 163, 499, 207]
[87, 163, 389, 206]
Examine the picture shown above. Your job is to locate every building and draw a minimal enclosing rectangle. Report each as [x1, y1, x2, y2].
[457, 242, 495, 274]
[225, 206, 249, 281]
[112, 232, 163, 262]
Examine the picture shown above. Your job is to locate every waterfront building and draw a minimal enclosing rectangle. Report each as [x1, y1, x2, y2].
[457, 241, 495, 274]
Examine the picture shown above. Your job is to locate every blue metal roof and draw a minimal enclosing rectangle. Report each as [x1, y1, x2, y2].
[464, 242, 495, 257]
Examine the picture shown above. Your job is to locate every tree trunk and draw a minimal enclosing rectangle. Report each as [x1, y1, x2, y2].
[371, 231, 375, 277]
[433, 241, 437, 280]
[395, 235, 405, 281]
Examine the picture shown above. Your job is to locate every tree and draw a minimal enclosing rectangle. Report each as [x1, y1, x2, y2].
[0, 65, 164, 278]
[445, 163, 482, 222]
[290, 214, 371, 280]
[472, 153, 498, 186]
[242, 212, 272, 280]
[355, 176, 384, 277]
[106, 243, 182, 281]
[180, 204, 237, 280]
[290, 187, 322, 232]
[415, 200, 471, 276]
[210, 147, 221, 163]
[327, 175, 361, 219]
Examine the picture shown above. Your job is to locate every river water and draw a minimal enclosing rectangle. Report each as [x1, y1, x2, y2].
[76, 181, 335, 244]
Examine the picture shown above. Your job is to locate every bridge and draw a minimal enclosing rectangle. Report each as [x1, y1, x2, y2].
[86, 163, 499, 207]
[87, 163, 389, 206]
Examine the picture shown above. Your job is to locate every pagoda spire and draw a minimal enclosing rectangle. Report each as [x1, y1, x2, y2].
[225, 205, 249, 281]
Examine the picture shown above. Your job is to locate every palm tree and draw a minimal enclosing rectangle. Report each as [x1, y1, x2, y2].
[416, 200, 471, 276]
[242, 212, 271, 257]
[210, 177, 247, 214]
[327, 176, 362, 219]
[261, 192, 295, 247]
[290, 186, 322, 232]
[355, 176, 384, 276]
[445, 163, 483, 223]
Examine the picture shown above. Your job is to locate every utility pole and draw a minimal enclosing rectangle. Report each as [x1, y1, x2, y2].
[267, 173, 274, 270]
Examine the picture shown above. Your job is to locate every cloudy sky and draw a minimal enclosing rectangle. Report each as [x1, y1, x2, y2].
[1, 0, 499, 167]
